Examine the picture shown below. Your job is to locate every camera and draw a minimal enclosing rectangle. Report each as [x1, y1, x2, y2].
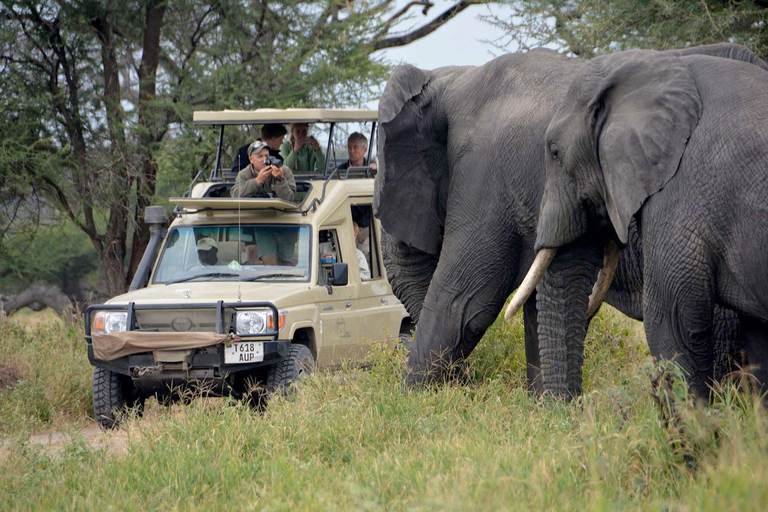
[265, 155, 283, 167]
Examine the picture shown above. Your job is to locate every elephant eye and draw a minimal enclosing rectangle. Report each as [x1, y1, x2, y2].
[549, 142, 559, 160]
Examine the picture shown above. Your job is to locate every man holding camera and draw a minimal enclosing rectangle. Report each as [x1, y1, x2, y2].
[230, 140, 296, 201]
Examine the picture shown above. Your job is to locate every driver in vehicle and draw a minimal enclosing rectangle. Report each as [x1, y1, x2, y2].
[196, 237, 220, 266]
[231, 140, 296, 200]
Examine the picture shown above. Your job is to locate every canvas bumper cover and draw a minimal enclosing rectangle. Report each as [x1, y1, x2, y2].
[91, 332, 230, 361]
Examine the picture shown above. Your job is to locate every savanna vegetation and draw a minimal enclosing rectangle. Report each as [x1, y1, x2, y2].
[3, 1, 768, 509]
[1, 307, 767, 509]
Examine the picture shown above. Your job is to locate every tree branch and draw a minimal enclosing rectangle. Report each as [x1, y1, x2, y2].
[374, 1, 478, 51]
[36, 174, 96, 241]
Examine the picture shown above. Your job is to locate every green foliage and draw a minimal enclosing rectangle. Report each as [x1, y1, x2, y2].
[494, 0, 768, 59]
[0, 219, 100, 297]
[2, 308, 768, 509]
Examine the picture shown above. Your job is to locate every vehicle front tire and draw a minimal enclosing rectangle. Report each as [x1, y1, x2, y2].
[266, 343, 315, 396]
[93, 367, 144, 430]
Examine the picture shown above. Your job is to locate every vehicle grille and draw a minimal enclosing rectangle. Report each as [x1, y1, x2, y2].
[135, 309, 232, 333]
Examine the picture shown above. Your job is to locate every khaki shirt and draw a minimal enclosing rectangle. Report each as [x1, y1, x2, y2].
[230, 163, 296, 201]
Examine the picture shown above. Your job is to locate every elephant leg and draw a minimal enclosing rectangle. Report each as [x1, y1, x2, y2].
[643, 255, 715, 402]
[404, 228, 522, 388]
[523, 291, 543, 395]
[735, 314, 768, 396]
[712, 306, 745, 382]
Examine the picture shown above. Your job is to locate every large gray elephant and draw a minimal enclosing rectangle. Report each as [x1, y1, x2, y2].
[374, 44, 758, 392]
[510, 46, 768, 399]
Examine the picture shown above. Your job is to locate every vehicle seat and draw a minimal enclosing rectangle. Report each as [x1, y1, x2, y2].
[217, 241, 247, 264]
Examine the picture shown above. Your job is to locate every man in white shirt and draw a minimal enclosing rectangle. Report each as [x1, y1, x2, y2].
[353, 222, 371, 280]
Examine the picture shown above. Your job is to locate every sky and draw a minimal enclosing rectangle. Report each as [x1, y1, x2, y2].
[372, 2, 520, 70]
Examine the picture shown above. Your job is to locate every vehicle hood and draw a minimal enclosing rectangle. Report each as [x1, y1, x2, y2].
[105, 281, 313, 307]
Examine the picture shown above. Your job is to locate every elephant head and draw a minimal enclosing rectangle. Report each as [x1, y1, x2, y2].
[537, 50, 701, 250]
[506, 49, 706, 396]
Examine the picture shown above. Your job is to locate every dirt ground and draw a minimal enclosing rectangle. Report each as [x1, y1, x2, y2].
[0, 423, 129, 463]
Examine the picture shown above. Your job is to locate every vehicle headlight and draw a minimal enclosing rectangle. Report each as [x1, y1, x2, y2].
[236, 310, 287, 335]
[93, 311, 128, 334]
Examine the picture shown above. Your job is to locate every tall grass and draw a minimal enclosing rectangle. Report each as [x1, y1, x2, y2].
[1, 308, 767, 510]
[0, 314, 92, 434]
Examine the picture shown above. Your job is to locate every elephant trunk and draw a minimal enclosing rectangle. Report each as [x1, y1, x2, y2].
[381, 228, 438, 324]
[586, 240, 620, 317]
[536, 241, 603, 398]
[504, 248, 556, 320]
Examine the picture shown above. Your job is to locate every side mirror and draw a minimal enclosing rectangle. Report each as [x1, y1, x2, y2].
[328, 263, 348, 286]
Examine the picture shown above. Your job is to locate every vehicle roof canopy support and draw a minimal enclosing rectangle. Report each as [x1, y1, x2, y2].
[214, 125, 225, 180]
[367, 122, 376, 167]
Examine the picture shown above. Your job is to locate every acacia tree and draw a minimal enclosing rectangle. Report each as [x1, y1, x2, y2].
[491, 0, 768, 59]
[0, 0, 483, 297]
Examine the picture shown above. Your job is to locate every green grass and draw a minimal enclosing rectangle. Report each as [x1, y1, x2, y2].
[1, 308, 767, 510]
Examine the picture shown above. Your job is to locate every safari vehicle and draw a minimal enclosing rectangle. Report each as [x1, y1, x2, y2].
[84, 109, 411, 429]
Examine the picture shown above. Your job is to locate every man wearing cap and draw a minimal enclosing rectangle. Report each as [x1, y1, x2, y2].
[231, 140, 296, 200]
[196, 237, 220, 266]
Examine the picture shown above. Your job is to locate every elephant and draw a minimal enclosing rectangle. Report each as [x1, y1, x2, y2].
[509, 46, 768, 400]
[374, 44, 761, 393]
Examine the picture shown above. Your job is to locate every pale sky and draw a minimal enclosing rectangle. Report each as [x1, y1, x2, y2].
[372, 2, 519, 70]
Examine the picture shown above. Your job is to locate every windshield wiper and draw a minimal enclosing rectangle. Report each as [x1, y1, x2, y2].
[240, 273, 305, 282]
[168, 272, 241, 284]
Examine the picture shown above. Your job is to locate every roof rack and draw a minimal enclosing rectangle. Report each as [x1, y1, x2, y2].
[193, 108, 377, 125]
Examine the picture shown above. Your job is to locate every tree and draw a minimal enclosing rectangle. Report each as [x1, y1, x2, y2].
[491, 0, 768, 59]
[0, 0, 484, 297]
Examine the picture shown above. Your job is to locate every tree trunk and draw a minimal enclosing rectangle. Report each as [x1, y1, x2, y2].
[129, 0, 167, 282]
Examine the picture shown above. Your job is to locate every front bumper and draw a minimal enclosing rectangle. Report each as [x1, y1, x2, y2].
[85, 300, 289, 381]
[87, 339, 291, 378]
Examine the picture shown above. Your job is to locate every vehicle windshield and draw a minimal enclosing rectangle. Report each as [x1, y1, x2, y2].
[153, 225, 311, 284]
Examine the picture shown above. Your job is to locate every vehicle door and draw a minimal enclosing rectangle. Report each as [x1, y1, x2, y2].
[349, 203, 403, 357]
[312, 225, 361, 367]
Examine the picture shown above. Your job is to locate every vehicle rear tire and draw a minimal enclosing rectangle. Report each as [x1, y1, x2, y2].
[266, 344, 315, 396]
[93, 367, 144, 430]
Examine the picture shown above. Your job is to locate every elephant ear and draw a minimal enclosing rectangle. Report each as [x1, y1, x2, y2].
[589, 51, 702, 243]
[374, 65, 448, 255]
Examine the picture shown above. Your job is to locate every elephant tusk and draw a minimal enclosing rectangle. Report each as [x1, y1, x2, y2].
[504, 248, 557, 320]
[585, 240, 619, 318]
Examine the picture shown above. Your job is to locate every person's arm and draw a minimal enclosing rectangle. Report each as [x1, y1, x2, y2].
[356, 249, 371, 280]
[313, 147, 326, 173]
[231, 168, 261, 198]
[273, 165, 296, 201]
[280, 140, 299, 170]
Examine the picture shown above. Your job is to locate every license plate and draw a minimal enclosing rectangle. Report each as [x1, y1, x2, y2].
[224, 341, 264, 364]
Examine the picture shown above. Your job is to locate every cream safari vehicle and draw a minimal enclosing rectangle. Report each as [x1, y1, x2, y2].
[85, 109, 411, 428]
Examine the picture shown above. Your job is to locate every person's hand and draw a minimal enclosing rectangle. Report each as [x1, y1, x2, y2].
[309, 136, 321, 151]
[255, 166, 272, 185]
[370, 161, 378, 172]
[293, 137, 308, 153]
[271, 165, 284, 181]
